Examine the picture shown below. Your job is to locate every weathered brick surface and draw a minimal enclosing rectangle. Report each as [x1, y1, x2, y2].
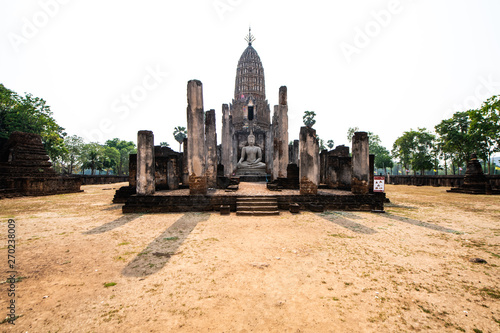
[300, 176, 318, 195]
[189, 175, 208, 195]
[351, 177, 369, 195]
[0, 132, 81, 198]
[122, 192, 385, 213]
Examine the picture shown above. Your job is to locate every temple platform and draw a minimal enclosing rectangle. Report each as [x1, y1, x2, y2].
[236, 175, 270, 182]
[121, 182, 385, 214]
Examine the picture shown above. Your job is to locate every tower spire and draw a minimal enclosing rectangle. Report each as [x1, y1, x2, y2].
[245, 27, 256, 46]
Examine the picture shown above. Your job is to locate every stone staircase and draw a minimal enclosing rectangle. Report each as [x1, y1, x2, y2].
[236, 196, 280, 216]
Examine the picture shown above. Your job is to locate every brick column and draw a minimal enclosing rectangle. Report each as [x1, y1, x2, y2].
[278, 86, 289, 178]
[136, 130, 155, 195]
[186, 80, 207, 195]
[351, 132, 370, 194]
[299, 126, 320, 195]
[221, 104, 231, 177]
[205, 109, 217, 188]
[272, 105, 279, 180]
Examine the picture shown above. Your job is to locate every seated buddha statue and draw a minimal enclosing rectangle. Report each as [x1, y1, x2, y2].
[237, 134, 266, 170]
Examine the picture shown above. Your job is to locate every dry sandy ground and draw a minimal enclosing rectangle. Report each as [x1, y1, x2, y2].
[0, 183, 499, 332]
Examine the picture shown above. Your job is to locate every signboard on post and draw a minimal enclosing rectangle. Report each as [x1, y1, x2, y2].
[374, 176, 385, 193]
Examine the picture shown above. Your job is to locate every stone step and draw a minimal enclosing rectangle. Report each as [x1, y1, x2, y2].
[236, 210, 280, 216]
[236, 205, 278, 211]
[237, 197, 277, 202]
[236, 200, 278, 206]
[235, 196, 279, 216]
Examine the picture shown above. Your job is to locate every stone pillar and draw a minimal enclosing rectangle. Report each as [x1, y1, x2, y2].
[128, 154, 137, 188]
[231, 118, 237, 176]
[320, 150, 327, 184]
[167, 157, 179, 190]
[288, 139, 299, 165]
[136, 130, 155, 195]
[369, 154, 375, 193]
[221, 104, 231, 177]
[278, 86, 289, 178]
[182, 138, 189, 185]
[272, 105, 279, 180]
[205, 109, 217, 188]
[299, 126, 320, 195]
[351, 132, 370, 194]
[186, 80, 207, 195]
[265, 125, 273, 175]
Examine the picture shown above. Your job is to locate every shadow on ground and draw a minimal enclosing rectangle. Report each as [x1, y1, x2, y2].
[83, 214, 141, 235]
[318, 212, 377, 235]
[382, 213, 461, 234]
[122, 212, 210, 278]
[102, 205, 123, 211]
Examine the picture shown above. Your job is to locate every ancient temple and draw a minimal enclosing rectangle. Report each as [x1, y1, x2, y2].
[121, 29, 385, 213]
[221, 29, 287, 180]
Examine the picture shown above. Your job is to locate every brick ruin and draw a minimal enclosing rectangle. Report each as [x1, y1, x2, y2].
[448, 153, 500, 195]
[0, 131, 81, 198]
[120, 30, 384, 213]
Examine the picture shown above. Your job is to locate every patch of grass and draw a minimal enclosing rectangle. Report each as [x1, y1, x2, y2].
[0, 314, 23, 324]
[367, 312, 388, 323]
[485, 250, 500, 258]
[118, 242, 130, 246]
[493, 316, 500, 326]
[328, 233, 354, 239]
[344, 282, 352, 286]
[0, 276, 26, 284]
[103, 282, 117, 288]
[472, 329, 483, 333]
[163, 237, 179, 241]
[480, 287, 500, 299]
[417, 305, 432, 314]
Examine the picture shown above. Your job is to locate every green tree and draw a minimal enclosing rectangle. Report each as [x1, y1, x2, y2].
[469, 95, 500, 174]
[62, 135, 84, 174]
[0, 84, 66, 162]
[327, 139, 335, 150]
[392, 128, 435, 175]
[303, 111, 316, 128]
[435, 111, 474, 174]
[173, 126, 187, 152]
[81, 143, 104, 175]
[105, 138, 136, 175]
[160, 142, 170, 147]
[316, 136, 326, 151]
[102, 146, 120, 175]
[371, 144, 393, 174]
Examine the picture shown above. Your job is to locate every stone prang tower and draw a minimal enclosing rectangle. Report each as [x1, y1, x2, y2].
[222, 28, 273, 177]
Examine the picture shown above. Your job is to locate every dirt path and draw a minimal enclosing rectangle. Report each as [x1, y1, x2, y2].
[1, 183, 499, 332]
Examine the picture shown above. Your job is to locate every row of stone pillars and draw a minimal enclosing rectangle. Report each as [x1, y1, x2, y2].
[299, 127, 369, 195]
[186, 79, 221, 195]
[135, 80, 217, 196]
[135, 80, 369, 197]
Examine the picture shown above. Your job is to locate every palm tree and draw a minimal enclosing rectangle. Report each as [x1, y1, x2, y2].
[173, 126, 187, 152]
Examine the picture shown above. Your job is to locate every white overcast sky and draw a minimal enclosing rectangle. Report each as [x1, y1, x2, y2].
[1, 0, 499, 151]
